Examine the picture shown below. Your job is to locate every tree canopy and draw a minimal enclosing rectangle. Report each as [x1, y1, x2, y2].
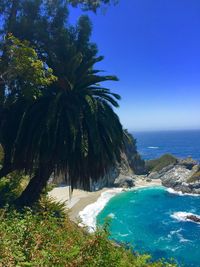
[0, 0, 123, 206]
[69, 0, 118, 11]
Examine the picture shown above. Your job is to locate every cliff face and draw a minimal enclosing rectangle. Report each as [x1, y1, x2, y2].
[90, 132, 146, 190]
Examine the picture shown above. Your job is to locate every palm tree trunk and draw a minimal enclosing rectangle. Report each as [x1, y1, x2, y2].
[15, 164, 53, 207]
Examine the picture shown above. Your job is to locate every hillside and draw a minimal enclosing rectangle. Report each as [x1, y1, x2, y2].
[0, 204, 176, 267]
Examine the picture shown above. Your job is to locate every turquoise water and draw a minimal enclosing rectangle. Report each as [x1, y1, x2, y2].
[97, 187, 200, 266]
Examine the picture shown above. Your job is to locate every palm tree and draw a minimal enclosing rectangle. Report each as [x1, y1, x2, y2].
[13, 53, 124, 206]
[0, 14, 124, 207]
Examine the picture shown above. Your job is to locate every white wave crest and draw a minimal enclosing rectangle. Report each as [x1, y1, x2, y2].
[166, 188, 199, 197]
[148, 146, 159, 149]
[79, 188, 123, 232]
[171, 212, 200, 224]
[118, 233, 129, 237]
[168, 228, 191, 243]
[108, 213, 116, 219]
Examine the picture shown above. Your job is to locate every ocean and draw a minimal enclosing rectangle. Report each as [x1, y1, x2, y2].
[133, 129, 200, 162]
[97, 187, 200, 267]
[96, 130, 200, 267]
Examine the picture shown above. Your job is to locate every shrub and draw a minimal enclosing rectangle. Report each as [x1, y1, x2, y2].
[35, 195, 67, 218]
[0, 172, 29, 206]
[146, 154, 177, 173]
[0, 207, 177, 267]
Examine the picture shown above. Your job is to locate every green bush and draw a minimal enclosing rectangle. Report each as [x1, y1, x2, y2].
[0, 172, 29, 206]
[146, 154, 177, 173]
[0, 207, 176, 267]
[35, 195, 67, 218]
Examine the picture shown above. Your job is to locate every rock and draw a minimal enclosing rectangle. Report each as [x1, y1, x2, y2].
[90, 167, 120, 191]
[178, 157, 198, 170]
[148, 171, 160, 180]
[186, 215, 200, 223]
[148, 164, 176, 180]
[158, 160, 200, 194]
[114, 175, 135, 188]
[146, 178, 152, 182]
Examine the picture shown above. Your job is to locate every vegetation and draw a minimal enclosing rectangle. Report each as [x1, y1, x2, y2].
[69, 0, 119, 11]
[0, 0, 124, 206]
[0, 172, 29, 206]
[0, 2, 179, 266]
[187, 167, 200, 183]
[146, 154, 178, 173]
[0, 205, 176, 267]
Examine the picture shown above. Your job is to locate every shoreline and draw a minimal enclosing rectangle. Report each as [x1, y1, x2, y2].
[49, 178, 162, 223]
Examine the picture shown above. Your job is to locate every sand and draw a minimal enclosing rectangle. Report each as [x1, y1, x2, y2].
[49, 178, 162, 222]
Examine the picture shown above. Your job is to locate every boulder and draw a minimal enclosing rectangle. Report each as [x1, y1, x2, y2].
[114, 175, 135, 188]
[159, 162, 200, 194]
[186, 215, 200, 223]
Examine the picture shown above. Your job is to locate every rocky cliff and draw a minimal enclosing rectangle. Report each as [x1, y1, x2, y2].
[90, 132, 145, 190]
[147, 156, 200, 194]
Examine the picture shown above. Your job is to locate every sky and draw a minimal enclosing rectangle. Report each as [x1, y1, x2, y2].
[70, 0, 200, 132]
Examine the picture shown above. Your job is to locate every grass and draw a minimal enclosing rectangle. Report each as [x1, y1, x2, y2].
[146, 154, 178, 173]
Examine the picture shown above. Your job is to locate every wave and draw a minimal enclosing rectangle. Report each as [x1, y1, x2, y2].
[118, 233, 129, 237]
[171, 212, 200, 224]
[148, 146, 159, 149]
[168, 228, 191, 243]
[79, 188, 123, 232]
[166, 188, 199, 197]
[108, 213, 116, 219]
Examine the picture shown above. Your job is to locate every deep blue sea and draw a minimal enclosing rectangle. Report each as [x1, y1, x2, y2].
[133, 130, 200, 162]
[97, 130, 200, 266]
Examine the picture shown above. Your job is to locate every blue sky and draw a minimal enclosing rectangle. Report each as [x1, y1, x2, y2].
[70, 0, 200, 131]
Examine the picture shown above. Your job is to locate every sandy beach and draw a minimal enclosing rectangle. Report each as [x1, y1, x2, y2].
[49, 178, 162, 222]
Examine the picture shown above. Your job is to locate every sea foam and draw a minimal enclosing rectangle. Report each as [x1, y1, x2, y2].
[79, 188, 123, 232]
[171, 212, 200, 224]
[166, 188, 199, 197]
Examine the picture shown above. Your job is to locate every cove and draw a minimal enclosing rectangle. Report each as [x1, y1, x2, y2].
[97, 187, 200, 267]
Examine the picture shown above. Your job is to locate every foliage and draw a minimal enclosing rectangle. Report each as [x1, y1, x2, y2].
[35, 196, 67, 219]
[187, 167, 200, 183]
[0, 1, 124, 206]
[146, 154, 178, 173]
[0, 35, 57, 103]
[69, 0, 119, 12]
[0, 207, 176, 267]
[0, 172, 29, 206]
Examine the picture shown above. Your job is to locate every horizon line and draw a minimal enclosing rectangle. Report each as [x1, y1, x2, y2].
[130, 128, 200, 133]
